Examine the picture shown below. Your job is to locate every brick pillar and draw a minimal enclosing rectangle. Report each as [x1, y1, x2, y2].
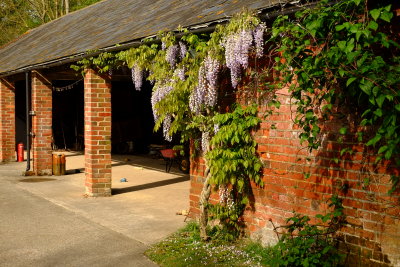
[31, 71, 53, 175]
[84, 69, 112, 197]
[0, 79, 16, 162]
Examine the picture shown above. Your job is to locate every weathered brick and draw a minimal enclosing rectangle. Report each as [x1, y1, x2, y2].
[0, 79, 16, 162]
[189, 82, 400, 266]
[84, 69, 112, 197]
[31, 71, 52, 175]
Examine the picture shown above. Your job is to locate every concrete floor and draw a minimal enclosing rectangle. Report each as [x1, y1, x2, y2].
[0, 175, 157, 267]
[13, 151, 190, 245]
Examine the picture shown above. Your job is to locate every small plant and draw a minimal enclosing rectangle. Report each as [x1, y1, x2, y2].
[145, 221, 265, 267]
[267, 196, 346, 267]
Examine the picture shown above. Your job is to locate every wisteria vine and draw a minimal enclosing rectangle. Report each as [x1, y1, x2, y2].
[71, 11, 267, 239]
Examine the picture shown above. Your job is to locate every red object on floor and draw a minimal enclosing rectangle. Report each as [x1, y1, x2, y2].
[160, 149, 179, 172]
[160, 149, 176, 158]
[17, 143, 24, 162]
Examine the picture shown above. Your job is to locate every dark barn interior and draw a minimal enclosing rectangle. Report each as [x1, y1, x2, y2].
[49, 76, 163, 153]
[52, 80, 84, 150]
[15, 80, 27, 148]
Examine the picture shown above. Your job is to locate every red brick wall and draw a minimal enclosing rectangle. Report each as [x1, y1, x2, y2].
[84, 69, 112, 197]
[31, 71, 53, 175]
[0, 79, 16, 162]
[189, 87, 400, 266]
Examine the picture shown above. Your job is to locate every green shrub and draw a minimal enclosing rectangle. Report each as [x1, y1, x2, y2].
[265, 196, 346, 267]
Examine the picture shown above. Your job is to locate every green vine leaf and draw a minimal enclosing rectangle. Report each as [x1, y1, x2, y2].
[370, 9, 380, 21]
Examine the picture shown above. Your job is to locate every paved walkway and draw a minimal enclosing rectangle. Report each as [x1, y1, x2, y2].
[0, 152, 190, 266]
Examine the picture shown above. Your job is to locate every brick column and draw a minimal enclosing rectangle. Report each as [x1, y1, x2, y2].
[84, 69, 112, 197]
[0, 79, 16, 162]
[31, 71, 53, 175]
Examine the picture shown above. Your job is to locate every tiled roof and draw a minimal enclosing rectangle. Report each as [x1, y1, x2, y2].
[0, 0, 290, 76]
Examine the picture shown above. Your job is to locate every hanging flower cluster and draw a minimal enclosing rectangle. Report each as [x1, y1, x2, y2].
[163, 114, 172, 142]
[188, 20, 265, 117]
[131, 64, 143, 91]
[151, 41, 190, 141]
[166, 44, 179, 67]
[166, 42, 188, 68]
[189, 55, 220, 113]
[189, 65, 206, 113]
[174, 68, 186, 81]
[204, 56, 220, 107]
[222, 23, 265, 88]
[253, 23, 266, 58]
[151, 83, 173, 122]
[179, 41, 187, 60]
[223, 29, 252, 88]
[199, 123, 221, 153]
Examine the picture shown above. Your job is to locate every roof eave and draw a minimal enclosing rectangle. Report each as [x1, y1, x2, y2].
[0, 1, 325, 78]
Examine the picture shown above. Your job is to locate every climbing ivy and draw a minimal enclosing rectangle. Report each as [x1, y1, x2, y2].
[271, 0, 400, 191]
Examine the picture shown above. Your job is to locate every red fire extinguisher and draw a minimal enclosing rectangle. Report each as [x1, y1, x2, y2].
[17, 143, 24, 162]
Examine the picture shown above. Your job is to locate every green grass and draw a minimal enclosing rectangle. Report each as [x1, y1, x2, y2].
[145, 222, 273, 267]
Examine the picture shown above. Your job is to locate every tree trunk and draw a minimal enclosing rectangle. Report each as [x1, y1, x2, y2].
[199, 160, 211, 241]
[65, 0, 69, 14]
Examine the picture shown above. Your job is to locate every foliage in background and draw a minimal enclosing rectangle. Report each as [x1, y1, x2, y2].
[271, 0, 400, 191]
[0, 0, 101, 46]
[0, 0, 34, 46]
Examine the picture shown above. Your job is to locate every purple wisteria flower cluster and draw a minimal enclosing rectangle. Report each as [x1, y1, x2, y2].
[223, 29, 252, 88]
[174, 68, 186, 81]
[253, 23, 266, 58]
[222, 23, 266, 88]
[151, 83, 173, 122]
[189, 65, 206, 114]
[166, 44, 179, 67]
[189, 55, 220, 113]
[131, 64, 143, 91]
[152, 42, 189, 142]
[165, 42, 188, 68]
[163, 114, 172, 142]
[179, 41, 187, 60]
[204, 56, 220, 107]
